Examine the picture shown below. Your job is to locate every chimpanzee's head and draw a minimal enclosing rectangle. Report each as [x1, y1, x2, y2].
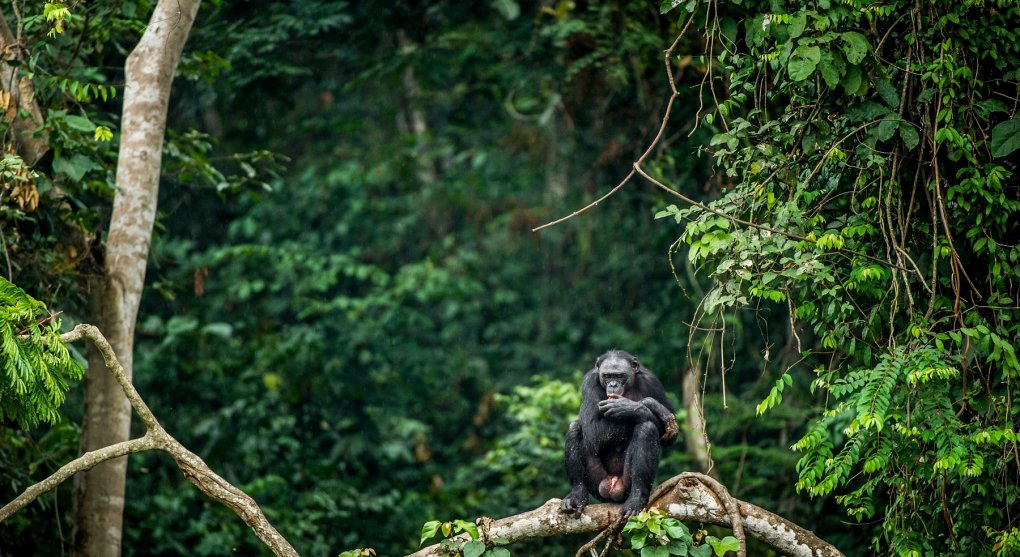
[596, 350, 640, 399]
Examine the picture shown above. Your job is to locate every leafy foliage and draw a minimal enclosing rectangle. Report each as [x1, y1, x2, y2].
[419, 518, 511, 557]
[661, 0, 1020, 553]
[623, 508, 740, 557]
[0, 278, 82, 427]
[0, 0, 885, 555]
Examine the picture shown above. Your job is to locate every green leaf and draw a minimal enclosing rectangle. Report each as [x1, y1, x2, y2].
[668, 541, 688, 555]
[491, 0, 519, 21]
[846, 102, 888, 121]
[720, 17, 738, 47]
[94, 125, 113, 142]
[64, 114, 97, 132]
[707, 536, 741, 556]
[990, 119, 1020, 158]
[689, 545, 713, 557]
[788, 45, 821, 81]
[52, 154, 98, 182]
[486, 548, 511, 557]
[899, 122, 919, 150]
[665, 522, 690, 539]
[463, 540, 485, 557]
[454, 520, 479, 539]
[839, 31, 870, 64]
[818, 49, 846, 88]
[916, 88, 936, 103]
[841, 65, 862, 95]
[876, 79, 899, 108]
[975, 98, 1009, 118]
[201, 322, 234, 338]
[873, 117, 900, 142]
[420, 521, 440, 546]
[788, 12, 807, 38]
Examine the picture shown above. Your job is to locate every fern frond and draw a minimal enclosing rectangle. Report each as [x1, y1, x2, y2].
[0, 278, 84, 427]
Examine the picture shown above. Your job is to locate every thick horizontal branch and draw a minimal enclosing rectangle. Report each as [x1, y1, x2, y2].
[408, 473, 844, 557]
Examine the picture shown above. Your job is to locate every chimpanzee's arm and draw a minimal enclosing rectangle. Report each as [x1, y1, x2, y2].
[639, 397, 679, 444]
[578, 370, 604, 425]
[636, 370, 679, 444]
[598, 398, 657, 421]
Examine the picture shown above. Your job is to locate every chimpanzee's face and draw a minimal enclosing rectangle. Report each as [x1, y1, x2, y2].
[597, 352, 637, 398]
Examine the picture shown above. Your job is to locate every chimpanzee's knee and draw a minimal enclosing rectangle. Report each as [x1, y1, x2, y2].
[632, 421, 659, 443]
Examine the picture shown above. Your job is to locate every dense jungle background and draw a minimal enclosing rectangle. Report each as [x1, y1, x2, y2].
[1, 0, 1018, 556]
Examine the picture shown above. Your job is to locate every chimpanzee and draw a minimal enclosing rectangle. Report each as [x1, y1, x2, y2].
[561, 350, 678, 519]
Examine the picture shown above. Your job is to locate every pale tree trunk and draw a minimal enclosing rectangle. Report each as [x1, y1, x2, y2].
[682, 365, 717, 477]
[73, 1, 201, 555]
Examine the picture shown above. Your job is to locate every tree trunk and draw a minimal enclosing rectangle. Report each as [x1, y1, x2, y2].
[682, 365, 716, 477]
[73, 1, 201, 555]
[0, 13, 48, 165]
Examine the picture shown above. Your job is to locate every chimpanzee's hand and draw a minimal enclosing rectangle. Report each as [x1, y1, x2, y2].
[598, 397, 643, 419]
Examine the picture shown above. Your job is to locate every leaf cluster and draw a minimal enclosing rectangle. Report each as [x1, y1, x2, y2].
[623, 508, 740, 557]
[419, 518, 511, 557]
[0, 278, 82, 427]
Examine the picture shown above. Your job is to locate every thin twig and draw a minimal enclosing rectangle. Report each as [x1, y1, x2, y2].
[532, 11, 697, 232]
[575, 522, 621, 557]
[0, 227, 12, 279]
[16, 310, 63, 336]
[632, 162, 913, 273]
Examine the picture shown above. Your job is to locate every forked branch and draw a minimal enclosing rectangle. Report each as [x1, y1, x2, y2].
[1, 324, 299, 557]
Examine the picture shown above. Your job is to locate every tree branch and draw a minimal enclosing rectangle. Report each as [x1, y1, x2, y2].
[4, 324, 300, 557]
[407, 473, 844, 557]
[0, 435, 158, 522]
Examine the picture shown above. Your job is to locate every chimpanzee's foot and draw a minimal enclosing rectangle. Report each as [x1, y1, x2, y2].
[618, 495, 647, 521]
[561, 487, 589, 516]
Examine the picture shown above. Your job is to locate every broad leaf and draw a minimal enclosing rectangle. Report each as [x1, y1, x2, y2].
[990, 119, 1020, 158]
[788, 45, 821, 81]
[788, 12, 807, 38]
[899, 122, 920, 150]
[462, 540, 485, 557]
[52, 154, 97, 182]
[64, 114, 97, 132]
[841, 65, 863, 95]
[707, 535, 741, 555]
[420, 521, 440, 546]
[840, 31, 870, 64]
[818, 49, 846, 88]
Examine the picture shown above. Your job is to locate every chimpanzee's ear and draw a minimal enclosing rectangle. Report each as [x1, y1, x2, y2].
[595, 352, 608, 367]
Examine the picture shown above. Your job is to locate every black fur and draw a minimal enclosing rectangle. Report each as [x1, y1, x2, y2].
[561, 350, 676, 519]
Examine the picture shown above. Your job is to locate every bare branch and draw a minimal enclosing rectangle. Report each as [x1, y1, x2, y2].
[0, 435, 158, 522]
[531, 11, 697, 233]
